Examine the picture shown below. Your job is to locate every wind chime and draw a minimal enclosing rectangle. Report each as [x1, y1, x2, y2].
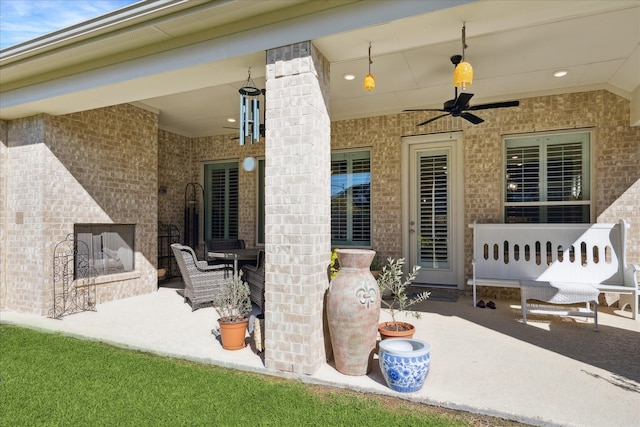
[238, 68, 264, 145]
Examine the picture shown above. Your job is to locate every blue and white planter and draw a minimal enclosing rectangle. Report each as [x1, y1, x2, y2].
[378, 338, 431, 392]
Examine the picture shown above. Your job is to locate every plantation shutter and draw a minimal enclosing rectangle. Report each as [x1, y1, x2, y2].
[331, 151, 371, 246]
[205, 162, 239, 239]
[331, 159, 348, 241]
[418, 153, 449, 268]
[546, 142, 586, 222]
[504, 132, 590, 223]
[351, 157, 371, 243]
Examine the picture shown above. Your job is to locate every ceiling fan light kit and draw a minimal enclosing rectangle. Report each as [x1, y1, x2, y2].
[453, 23, 473, 89]
[453, 61, 473, 89]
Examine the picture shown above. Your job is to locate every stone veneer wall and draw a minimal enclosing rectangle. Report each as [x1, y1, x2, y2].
[159, 89, 639, 303]
[2, 104, 158, 315]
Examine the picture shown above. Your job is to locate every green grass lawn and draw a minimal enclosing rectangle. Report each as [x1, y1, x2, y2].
[0, 325, 519, 426]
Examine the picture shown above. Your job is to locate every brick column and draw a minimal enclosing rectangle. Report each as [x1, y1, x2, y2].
[264, 42, 331, 374]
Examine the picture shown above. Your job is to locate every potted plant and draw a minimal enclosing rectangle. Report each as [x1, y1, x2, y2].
[328, 248, 340, 280]
[377, 257, 430, 340]
[212, 271, 252, 350]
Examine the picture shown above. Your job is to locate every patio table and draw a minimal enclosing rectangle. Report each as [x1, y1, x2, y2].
[208, 248, 261, 275]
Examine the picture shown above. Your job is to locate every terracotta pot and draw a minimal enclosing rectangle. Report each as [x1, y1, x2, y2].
[327, 249, 380, 376]
[378, 321, 415, 340]
[218, 317, 249, 350]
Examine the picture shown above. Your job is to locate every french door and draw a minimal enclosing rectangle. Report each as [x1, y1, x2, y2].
[403, 135, 464, 287]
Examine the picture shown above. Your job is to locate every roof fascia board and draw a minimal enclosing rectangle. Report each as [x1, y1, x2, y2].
[0, 0, 191, 63]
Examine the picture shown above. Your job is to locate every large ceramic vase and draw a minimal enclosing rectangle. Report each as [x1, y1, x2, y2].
[378, 338, 431, 392]
[327, 249, 380, 375]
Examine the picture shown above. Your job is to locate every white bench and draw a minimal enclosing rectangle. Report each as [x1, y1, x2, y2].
[468, 220, 639, 324]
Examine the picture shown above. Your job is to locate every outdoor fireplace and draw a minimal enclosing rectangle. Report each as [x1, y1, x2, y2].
[74, 224, 135, 276]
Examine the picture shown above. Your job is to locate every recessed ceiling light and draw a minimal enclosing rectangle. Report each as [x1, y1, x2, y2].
[227, 118, 236, 123]
[553, 70, 568, 78]
[343, 73, 356, 81]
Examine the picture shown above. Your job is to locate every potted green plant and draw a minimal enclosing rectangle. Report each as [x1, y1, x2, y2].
[328, 248, 340, 280]
[212, 271, 252, 350]
[377, 257, 430, 339]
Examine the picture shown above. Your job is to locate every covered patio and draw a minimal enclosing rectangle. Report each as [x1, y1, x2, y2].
[2, 0, 639, 414]
[2, 281, 638, 427]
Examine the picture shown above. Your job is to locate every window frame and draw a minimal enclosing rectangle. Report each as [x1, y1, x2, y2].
[502, 130, 593, 224]
[203, 160, 239, 240]
[256, 157, 266, 246]
[331, 149, 372, 247]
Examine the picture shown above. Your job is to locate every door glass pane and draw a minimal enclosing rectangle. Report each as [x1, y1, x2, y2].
[418, 152, 449, 269]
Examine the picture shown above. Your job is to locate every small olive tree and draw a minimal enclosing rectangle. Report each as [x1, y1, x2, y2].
[377, 258, 430, 330]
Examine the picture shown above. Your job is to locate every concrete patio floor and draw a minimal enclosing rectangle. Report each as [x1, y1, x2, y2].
[2, 281, 639, 427]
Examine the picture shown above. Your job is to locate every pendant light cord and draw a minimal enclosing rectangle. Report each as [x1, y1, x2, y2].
[461, 23, 467, 61]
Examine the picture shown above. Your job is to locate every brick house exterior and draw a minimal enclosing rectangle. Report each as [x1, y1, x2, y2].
[1, 2, 638, 375]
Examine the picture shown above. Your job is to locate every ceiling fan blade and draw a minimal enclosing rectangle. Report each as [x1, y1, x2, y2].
[467, 100, 520, 111]
[403, 108, 447, 112]
[454, 92, 474, 108]
[460, 112, 484, 124]
[223, 126, 239, 130]
[417, 113, 450, 126]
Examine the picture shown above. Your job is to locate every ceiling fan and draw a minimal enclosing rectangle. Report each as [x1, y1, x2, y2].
[404, 26, 520, 126]
[404, 55, 520, 126]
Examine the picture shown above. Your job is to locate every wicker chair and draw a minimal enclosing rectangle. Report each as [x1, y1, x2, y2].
[241, 250, 265, 311]
[171, 243, 231, 311]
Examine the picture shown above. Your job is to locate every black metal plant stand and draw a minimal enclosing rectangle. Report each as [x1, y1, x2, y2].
[184, 183, 204, 249]
[49, 233, 97, 319]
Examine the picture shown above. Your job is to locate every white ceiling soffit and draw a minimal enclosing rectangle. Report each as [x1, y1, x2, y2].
[1, 0, 638, 136]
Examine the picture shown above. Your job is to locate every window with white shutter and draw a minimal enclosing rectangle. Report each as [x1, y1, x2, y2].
[331, 150, 371, 246]
[504, 132, 590, 223]
[204, 162, 239, 239]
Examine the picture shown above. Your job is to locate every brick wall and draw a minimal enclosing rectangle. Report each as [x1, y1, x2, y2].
[191, 134, 263, 248]
[0, 119, 8, 309]
[2, 104, 158, 314]
[159, 89, 639, 303]
[158, 129, 192, 238]
[263, 41, 331, 374]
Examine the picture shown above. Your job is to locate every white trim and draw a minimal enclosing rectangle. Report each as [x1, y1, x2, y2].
[401, 132, 464, 288]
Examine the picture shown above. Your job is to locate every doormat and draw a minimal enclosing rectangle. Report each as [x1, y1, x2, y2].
[428, 292, 459, 302]
[409, 291, 458, 303]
